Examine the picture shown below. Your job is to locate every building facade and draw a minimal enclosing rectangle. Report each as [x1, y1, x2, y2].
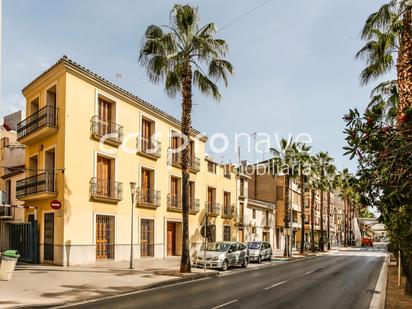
[15, 56, 240, 266]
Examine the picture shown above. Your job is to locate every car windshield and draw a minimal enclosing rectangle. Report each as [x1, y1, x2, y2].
[247, 242, 261, 249]
[201, 243, 230, 252]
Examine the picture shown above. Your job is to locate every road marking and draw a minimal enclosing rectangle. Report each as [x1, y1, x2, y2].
[211, 299, 238, 309]
[304, 269, 316, 275]
[264, 280, 287, 290]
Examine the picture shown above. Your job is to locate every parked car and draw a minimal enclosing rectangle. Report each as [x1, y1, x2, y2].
[361, 237, 373, 247]
[192, 241, 249, 271]
[247, 241, 272, 263]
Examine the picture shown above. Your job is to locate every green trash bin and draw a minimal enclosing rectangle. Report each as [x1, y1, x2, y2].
[0, 250, 20, 281]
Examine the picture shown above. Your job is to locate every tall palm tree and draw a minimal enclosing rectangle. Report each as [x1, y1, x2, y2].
[337, 168, 353, 247]
[306, 156, 319, 252]
[357, 0, 412, 124]
[314, 152, 334, 252]
[269, 138, 300, 257]
[325, 166, 337, 250]
[139, 4, 234, 273]
[294, 144, 311, 254]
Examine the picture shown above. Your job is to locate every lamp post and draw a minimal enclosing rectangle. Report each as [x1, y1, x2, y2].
[129, 182, 137, 269]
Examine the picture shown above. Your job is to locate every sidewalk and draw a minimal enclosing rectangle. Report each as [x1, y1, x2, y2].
[0, 258, 217, 308]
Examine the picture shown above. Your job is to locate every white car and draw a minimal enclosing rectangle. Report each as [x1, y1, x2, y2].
[247, 241, 272, 263]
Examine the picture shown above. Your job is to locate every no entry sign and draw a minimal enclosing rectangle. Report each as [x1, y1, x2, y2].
[50, 200, 62, 210]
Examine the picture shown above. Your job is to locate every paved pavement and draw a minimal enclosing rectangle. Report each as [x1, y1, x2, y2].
[64, 247, 387, 309]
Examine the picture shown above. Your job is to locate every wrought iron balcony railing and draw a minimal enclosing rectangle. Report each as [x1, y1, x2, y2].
[90, 116, 123, 145]
[136, 188, 161, 208]
[137, 136, 161, 158]
[170, 152, 200, 171]
[17, 106, 58, 141]
[222, 204, 235, 219]
[0, 205, 12, 217]
[189, 197, 200, 213]
[167, 194, 181, 211]
[205, 202, 220, 216]
[89, 177, 123, 201]
[16, 172, 56, 198]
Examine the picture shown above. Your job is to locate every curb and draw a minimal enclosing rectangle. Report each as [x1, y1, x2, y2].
[369, 254, 389, 309]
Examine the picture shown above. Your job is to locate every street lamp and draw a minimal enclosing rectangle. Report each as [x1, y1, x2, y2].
[129, 182, 137, 269]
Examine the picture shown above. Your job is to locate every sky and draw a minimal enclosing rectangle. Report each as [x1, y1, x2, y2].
[1, 0, 392, 171]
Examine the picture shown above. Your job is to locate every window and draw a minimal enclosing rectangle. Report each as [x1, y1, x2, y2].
[5, 180, 11, 204]
[170, 177, 181, 208]
[96, 215, 115, 260]
[252, 227, 256, 234]
[46, 85, 57, 107]
[97, 97, 115, 136]
[223, 192, 231, 211]
[207, 161, 217, 174]
[141, 219, 154, 257]
[30, 98, 39, 115]
[141, 118, 155, 152]
[223, 226, 231, 241]
[208, 224, 216, 242]
[141, 168, 155, 202]
[207, 187, 216, 204]
[252, 209, 256, 219]
[171, 134, 181, 164]
[276, 186, 284, 200]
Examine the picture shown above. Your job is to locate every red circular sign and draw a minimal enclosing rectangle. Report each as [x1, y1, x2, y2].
[50, 200, 62, 210]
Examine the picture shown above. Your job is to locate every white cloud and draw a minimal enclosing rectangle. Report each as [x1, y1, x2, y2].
[0, 94, 25, 120]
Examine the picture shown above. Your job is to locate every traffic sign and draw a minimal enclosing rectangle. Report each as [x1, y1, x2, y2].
[50, 200, 62, 210]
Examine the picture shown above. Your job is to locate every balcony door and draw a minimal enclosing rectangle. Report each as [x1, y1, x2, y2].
[141, 168, 153, 203]
[141, 118, 153, 152]
[98, 98, 112, 135]
[171, 135, 180, 163]
[45, 148, 55, 192]
[224, 192, 231, 213]
[97, 156, 112, 197]
[170, 177, 179, 207]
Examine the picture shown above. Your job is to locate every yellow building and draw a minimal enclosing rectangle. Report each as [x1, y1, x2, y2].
[16, 56, 238, 265]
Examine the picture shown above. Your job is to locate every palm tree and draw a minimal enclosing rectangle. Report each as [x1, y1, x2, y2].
[294, 144, 311, 254]
[357, 0, 412, 124]
[306, 156, 319, 252]
[337, 168, 353, 247]
[325, 166, 337, 250]
[139, 4, 234, 273]
[269, 138, 300, 257]
[314, 152, 334, 252]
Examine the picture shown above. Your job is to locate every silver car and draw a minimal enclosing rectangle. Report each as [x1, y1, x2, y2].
[247, 241, 272, 263]
[192, 241, 249, 271]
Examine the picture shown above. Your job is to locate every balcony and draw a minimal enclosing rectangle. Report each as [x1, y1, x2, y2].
[136, 188, 160, 209]
[205, 202, 220, 217]
[90, 116, 123, 147]
[16, 172, 56, 200]
[189, 197, 200, 214]
[0, 205, 12, 218]
[137, 137, 161, 159]
[170, 153, 201, 173]
[167, 194, 181, 212]
[221, 204, 235, 219]
[17, 106, 58, 144]
[89, 177, 123, 203]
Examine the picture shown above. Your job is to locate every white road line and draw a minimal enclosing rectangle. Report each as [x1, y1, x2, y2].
[304, 269, 316, 275]
[211, 299, 238, 309]
[264, 280, 287, 290]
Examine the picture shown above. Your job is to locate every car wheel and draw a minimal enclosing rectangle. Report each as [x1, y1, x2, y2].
[258, 255, 262, 263]
[242, 258, 248, 268]
[221, 259, 229, 271]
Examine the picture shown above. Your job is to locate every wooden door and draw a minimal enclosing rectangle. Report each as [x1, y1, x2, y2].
[171, 177, 179, 207]
[141, 219, 154, 257]
[167, 222, 176, 256]
[96, 215, 114, 260]
[97, 156, 111, 197]
[141, 169, 152, 202]
[44, 213, 54, 261]
[141, 119, 152, 151]
[171, 136, 180, 162]
[98, 98, 112, 135]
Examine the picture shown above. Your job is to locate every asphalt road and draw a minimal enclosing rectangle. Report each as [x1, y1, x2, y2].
[66, 248, 385, 309]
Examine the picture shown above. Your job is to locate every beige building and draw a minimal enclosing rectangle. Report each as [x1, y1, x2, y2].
[15, 56, 239, 265]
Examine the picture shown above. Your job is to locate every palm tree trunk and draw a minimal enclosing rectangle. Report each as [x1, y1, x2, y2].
[348, 202, 352, 246]
[327, 192, 331, 250]
[180, 60, 192, 273]
[397, 7, 412, 124]
[344, 195, 348, 247]
[300, 175, 305, 254]
[319, 189, 324, 252]
[310, 189, 315, 252]
[284, 174, 290, 257]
